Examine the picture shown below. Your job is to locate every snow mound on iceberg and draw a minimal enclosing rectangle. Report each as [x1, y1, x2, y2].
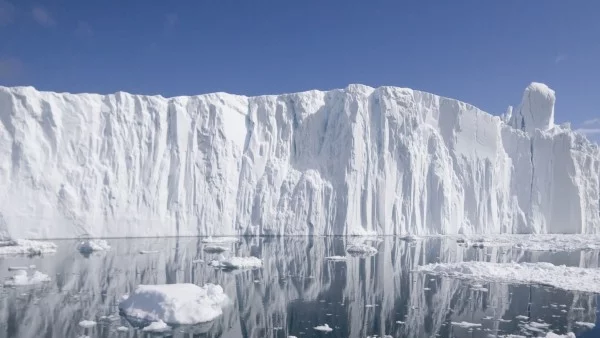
[118, 283, 229, 325]
[417, 261, 600, 293]
[0, 239, 57, 256]
[1, 82, 599, 237]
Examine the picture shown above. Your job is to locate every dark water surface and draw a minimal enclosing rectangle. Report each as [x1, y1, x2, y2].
[0, 236, 598, 338]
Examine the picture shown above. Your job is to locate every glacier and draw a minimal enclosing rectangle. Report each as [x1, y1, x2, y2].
[0, 82, 598, 238]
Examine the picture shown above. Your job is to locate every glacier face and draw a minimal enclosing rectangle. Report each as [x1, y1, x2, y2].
[0, 83, 598, 238]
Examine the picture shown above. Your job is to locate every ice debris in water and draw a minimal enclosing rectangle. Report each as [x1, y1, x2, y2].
[575, 321, 595, 329]
[313, 324, 333, 332]
[203, 245, 229, 253]
[451, 321, 481, 328]
[116, 326, 129, 332]
[325, 256, 347, 261]
[210, 255, 262, 269]
[118, 283, 229, 325]
[201, 237, 239, 244]
[346, 244, 378, 257]
[78, 320, 96, 328]
[77, 239, 110, 253]
[0, 239, 57, 256]
[142, 320, 171, 332]
[139, 250, 160, 254]
[417, 261, 600, 293]
[4, 270, 51, 286]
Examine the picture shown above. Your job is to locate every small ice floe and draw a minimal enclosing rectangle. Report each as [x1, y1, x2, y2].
[116, 326, 129, 332]
[192, 259, 204, 264]
[139, 250, 160, 254]
[210, 255, 262, 269]
[203, 245, 229, 253]
[201, 237, 239, 244]
[575, 321, 595, 329]
[78, 320, 97, 328]
[4, 270, 51, 286]
[118, 283, 229, 325]
[142, 320, 171, 332]
[313, 324, 333, 332]
[346, 244, 378, 257]
[77, 239, 110, 254]
[545, 333, 576, 338]
[451, 321, 481, 328]
[8, 266, 29, 271]
[0, 239, 57, 256]
[396, 321, 405, 324]
[515, 315, 529, 320]
[399, 234, 420, 242]
[325, 256, 347, 261]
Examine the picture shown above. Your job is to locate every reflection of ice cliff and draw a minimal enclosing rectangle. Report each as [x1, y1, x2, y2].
[0, 237, 596, 337]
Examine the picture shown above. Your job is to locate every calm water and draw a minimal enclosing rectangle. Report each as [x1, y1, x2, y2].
[0, 236, 598, 338]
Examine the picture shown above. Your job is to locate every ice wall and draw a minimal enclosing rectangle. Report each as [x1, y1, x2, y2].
[0, 83, 598, 238]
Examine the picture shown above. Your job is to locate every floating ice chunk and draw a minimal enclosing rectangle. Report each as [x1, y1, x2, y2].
[143, 320, 171, 332]
[4, 270, 51, 286]
[139, 250, 160, 254]
[451, 321, 481, 328]
[8, 266, 29, 271]
[78, 320, 96, 328]
[515, 315, 529, 320]
[192, 259, 204, 264]
[77, 239, 110, 253]
[417, 261, 600, 293]
[325, 256, 347, 261]
[0, 239, 57, 256]
[201, 237, 239, 244]
[313, 324, 333, 332]
[399, 234, 420, 241]
[545, 332, 576, 338]
[203, 245, 229, 253]
[459, 234, 600, 252]
[210, 256, 262, 269]
[346, 244, 378, 257]
[116, 326, 129, 332]
[118, 283, 229, 325]
[575, 321, 595, 329]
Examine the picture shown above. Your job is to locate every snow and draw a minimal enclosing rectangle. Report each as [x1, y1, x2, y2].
[0, 239, 57, 255]
[417, 261, 600, 293]
[0, 83, 599, 237]
[118, 283, 229, 325]
[4, 270, 51, 286]
[77, 239, 110, 253]
[78, 320, 96, 328]
[210, 256, 262, 269]
[142, 320, 171, 332]
[313, 324, 333, 332]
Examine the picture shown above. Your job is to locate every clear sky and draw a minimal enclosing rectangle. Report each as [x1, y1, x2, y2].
[0, 0, 599, 133]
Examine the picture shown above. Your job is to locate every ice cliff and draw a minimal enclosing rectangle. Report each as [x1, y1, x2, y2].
[0, 82, 598, 238]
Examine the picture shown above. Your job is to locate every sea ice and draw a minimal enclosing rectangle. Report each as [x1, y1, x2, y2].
[203, 245, 229, 253]
[0, 239, 57, 256]
[118, 283, 229, 325]
[78, 320, 96, 328]
[210, 256, 262, 269]
[4, 270, 51, 286]
[418, 261, 600, 293]
[313, 324, 333, 332]
[77, 239, 110, 253]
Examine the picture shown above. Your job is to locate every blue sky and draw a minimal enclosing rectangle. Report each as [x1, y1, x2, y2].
[0, 0, 599, 134]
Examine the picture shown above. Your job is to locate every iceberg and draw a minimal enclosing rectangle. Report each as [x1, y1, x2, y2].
[0, 83, 598, 238]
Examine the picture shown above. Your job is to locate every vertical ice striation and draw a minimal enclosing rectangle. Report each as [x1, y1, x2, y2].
[0, 83, 598, 238]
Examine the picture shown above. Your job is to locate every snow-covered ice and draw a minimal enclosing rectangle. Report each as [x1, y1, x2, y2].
[1, 83, 599, 237]
[417, 261, 600, 293]
[451, 321, 481, 328]
[4, 270, 51, 286]
[78, 320, 96, 328]
[118, 283, 229, 325]
[116, 326, 129, 332]
[77, 239, 110, 253]
[0, 239, 57, 255]
[313, 324, 333, 332]
[142, 320, 171, 332]
[457, 234, 600, 251]
[575, 321, 595, 329]
[210, 256, 262, 269]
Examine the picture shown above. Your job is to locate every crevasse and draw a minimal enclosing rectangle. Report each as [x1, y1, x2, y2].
[0, 83, 598, 238]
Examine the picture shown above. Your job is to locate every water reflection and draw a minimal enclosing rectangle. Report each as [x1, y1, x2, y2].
[0, 237, 596, 337]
